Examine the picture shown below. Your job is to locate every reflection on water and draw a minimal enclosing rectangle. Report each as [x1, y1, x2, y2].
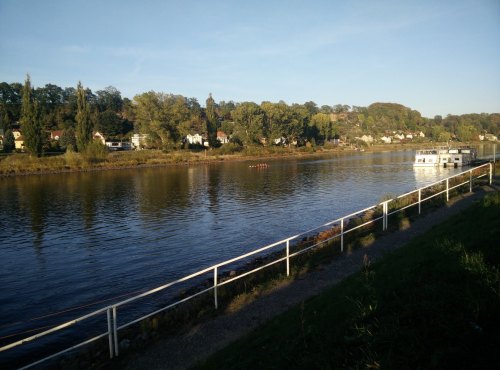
[0, 146, 493, 345]
[413, 166, 457, 188]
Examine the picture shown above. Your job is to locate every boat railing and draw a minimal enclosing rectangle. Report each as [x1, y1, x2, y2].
[0, 162, 494, 370]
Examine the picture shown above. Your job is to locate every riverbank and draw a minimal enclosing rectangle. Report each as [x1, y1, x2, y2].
[0, 142, 441, 177]
[110, 180, 499, 370]
[195, 189, 500, 370]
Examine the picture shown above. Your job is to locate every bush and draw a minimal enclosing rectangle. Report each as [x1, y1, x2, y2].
[81, 141, 108, 164]
[63, 146, 82, 167]
[216, 143, 243, 155]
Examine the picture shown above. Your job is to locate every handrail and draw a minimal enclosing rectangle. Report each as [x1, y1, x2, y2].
[1, 162, 493, 369]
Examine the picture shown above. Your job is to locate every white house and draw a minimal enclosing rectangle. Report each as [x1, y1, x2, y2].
[217, 131, 229, 144]
[394, 133, 405, 140]
[93, 131, 106, 145]
[356, 135, 374, 144]
[186, 133, 204, 145]
[405, 133, 413, 140]
[380, 136, 392, 144]
[131, 133, 149, 149]
[485, 133, 498, 142]
[273, 137, 286, 145]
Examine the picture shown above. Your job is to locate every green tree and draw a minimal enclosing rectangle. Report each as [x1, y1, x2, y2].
[75, 81, 93, 152]
[20, 75, 43, 156]
[438, 131, 451, 142]
[261, 101, 289, 143]
[205, 93, 217, 147]
[310, 112, 332, 141]
[2, 129, 15, 152]
[133, 91, 190, 148]
[0, 109, 11, 131]
[232, 102, 265, 145]
[456, 123, 478, 142]
[96, 110, 123, 137]
[60, 128, 77, 151]
[95, 86, 123, 113]
[287, 104, 309, 144]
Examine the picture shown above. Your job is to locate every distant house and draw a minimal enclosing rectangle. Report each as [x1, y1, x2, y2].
[186, 133, 204, 145]
[405, 133, 413, 140]
[15, 135, 25, 151]
[131, 133, 149, 150]
[273, 137, 286, 146]
[478, 134, 485, 141]
[418, 131, 425, 138]
[93, 132, 106, 145]
[485, 133, 498, 142]
[13, 130, 22, 140]
[356, 135, 374, 144]
[216, 131, 229, 144]
[394, 133, 405, 140]
[51, 130, 64, 140]
[380, 136, 392, 144]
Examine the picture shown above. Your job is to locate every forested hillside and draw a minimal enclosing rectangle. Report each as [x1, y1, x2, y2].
[1, 79, 498, 153]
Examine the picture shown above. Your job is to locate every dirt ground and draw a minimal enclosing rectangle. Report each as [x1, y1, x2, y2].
[111, 181, 498, 370]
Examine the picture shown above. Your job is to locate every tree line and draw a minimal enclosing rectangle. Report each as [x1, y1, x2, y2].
[1, 76, 499, 155]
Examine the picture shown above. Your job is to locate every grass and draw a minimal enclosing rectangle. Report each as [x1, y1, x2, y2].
[195, 191, 500, 370]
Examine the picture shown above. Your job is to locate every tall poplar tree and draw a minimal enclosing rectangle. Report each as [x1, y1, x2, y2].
[205, 93, 217, 147]
[20, 74, 43, 156]
[75, 81, 93, 152]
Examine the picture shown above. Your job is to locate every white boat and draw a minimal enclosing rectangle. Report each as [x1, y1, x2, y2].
[414, 146, 477, 168]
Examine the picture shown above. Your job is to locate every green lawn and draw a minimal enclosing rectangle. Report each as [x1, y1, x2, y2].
[195, 191, 500, 370]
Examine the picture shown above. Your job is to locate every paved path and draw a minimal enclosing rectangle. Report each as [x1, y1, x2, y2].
[112, 183, 498, 370]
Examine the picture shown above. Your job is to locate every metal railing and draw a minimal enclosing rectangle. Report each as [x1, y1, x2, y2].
[0, 162, 493, 369]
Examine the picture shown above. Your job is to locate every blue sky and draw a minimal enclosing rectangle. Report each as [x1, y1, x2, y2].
[0, 0, 499, 117]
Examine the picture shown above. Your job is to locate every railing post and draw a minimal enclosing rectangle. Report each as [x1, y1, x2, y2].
[214, 266, 218, 309]
[286, 240, 290, 276]
[469, 169, 473, 192]
[418, 189, 421, 215]
[382, 201, 388, 231]
[446, 178, 449, 202]
[489, 162, 493, 185]
[112, 306, 119, 357]
[340, 218, 344, 252]
[107, 308, 114, 359]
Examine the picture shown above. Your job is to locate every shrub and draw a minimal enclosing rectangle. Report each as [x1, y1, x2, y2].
[63, 146, 82, 167]
[216, 143, 243, 155]
[81, 141, 108, 164]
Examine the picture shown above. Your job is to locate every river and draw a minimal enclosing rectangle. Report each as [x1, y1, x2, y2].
[0, 144, 496, 365]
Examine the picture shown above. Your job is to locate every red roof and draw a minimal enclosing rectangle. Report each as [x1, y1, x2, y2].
[51, 130, 63, 139]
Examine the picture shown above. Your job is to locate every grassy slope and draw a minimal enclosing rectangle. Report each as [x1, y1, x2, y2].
[196, 191, 500, 370]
